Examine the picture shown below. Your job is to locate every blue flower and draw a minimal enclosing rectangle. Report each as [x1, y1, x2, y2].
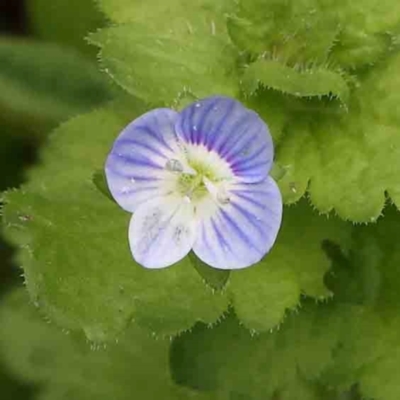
[105, 96, 282, 270]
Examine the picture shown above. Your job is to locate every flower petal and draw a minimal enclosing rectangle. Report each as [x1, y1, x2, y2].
[129, 195, 196, 269]
[193, 176, 282, 270]
[176, 96, 274, 183]
[105, 108, 185, 212]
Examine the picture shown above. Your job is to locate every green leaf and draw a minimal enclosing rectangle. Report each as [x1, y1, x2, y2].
[27, 0, 106, 56]
[226, 200, 351, 332]
[1, 102, 228, 342]
[276, 52, 400, 222]
[242, 59, 350, 102]
[0, 289, 205, 400]
[0, 38, 114, 127]
[89, 17, 239, 104]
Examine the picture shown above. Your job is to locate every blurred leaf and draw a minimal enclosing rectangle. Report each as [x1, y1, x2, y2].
[0, 289, 206, 400]
[0, 38, 114, 131]
[27, 0, 106, 56]
[0, 361, 35, 400]
[96, 0, 235, 26]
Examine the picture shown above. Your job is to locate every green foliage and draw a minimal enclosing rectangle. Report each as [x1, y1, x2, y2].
[0, 38, 114, 130]
[3, 1, 400, 398]
[170, 303, 344, 399]
[1, 94, 354, 339]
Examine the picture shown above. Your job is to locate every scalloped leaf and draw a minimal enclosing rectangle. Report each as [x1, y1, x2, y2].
[242, 59, 350, 101]
[226, 200, 351, 332]
[1, 102, 229, 342]
[0, 289, 206, 400]
[89, 13, 238, 104]
[276, 52, 400, 222]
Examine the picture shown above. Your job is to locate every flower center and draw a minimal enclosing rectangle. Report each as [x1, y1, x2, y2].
[165, 145, 234, 205]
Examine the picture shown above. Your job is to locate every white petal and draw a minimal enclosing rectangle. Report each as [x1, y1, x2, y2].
[129, 195, 196, 269]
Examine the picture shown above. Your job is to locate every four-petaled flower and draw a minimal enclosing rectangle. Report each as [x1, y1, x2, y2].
[105, 96, 282, 270]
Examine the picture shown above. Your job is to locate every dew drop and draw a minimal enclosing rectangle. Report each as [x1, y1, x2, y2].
[195, 103, 201, 108]
[193, 125, 198, 131]
[165, 159, 184, 173]
[217, 187, 231, 205]
[130, 177, 136, 183]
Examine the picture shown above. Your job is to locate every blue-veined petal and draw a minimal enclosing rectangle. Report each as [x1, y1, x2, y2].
[176, 96, 273, 183]
[105, 108, 187, 212]
[192, 176, 282, 270]
[129, 195, 196, 268]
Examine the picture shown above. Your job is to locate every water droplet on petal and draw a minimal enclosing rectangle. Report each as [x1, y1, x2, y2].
[165, 159, 184, 173]
[217, 186, 231, 205]
[195, 103, 201, 108]
[130, 178, 136, 183]
[193, 125, 198, 131]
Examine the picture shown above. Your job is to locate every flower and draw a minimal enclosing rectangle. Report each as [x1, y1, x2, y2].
[105, 96, 282, 270]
